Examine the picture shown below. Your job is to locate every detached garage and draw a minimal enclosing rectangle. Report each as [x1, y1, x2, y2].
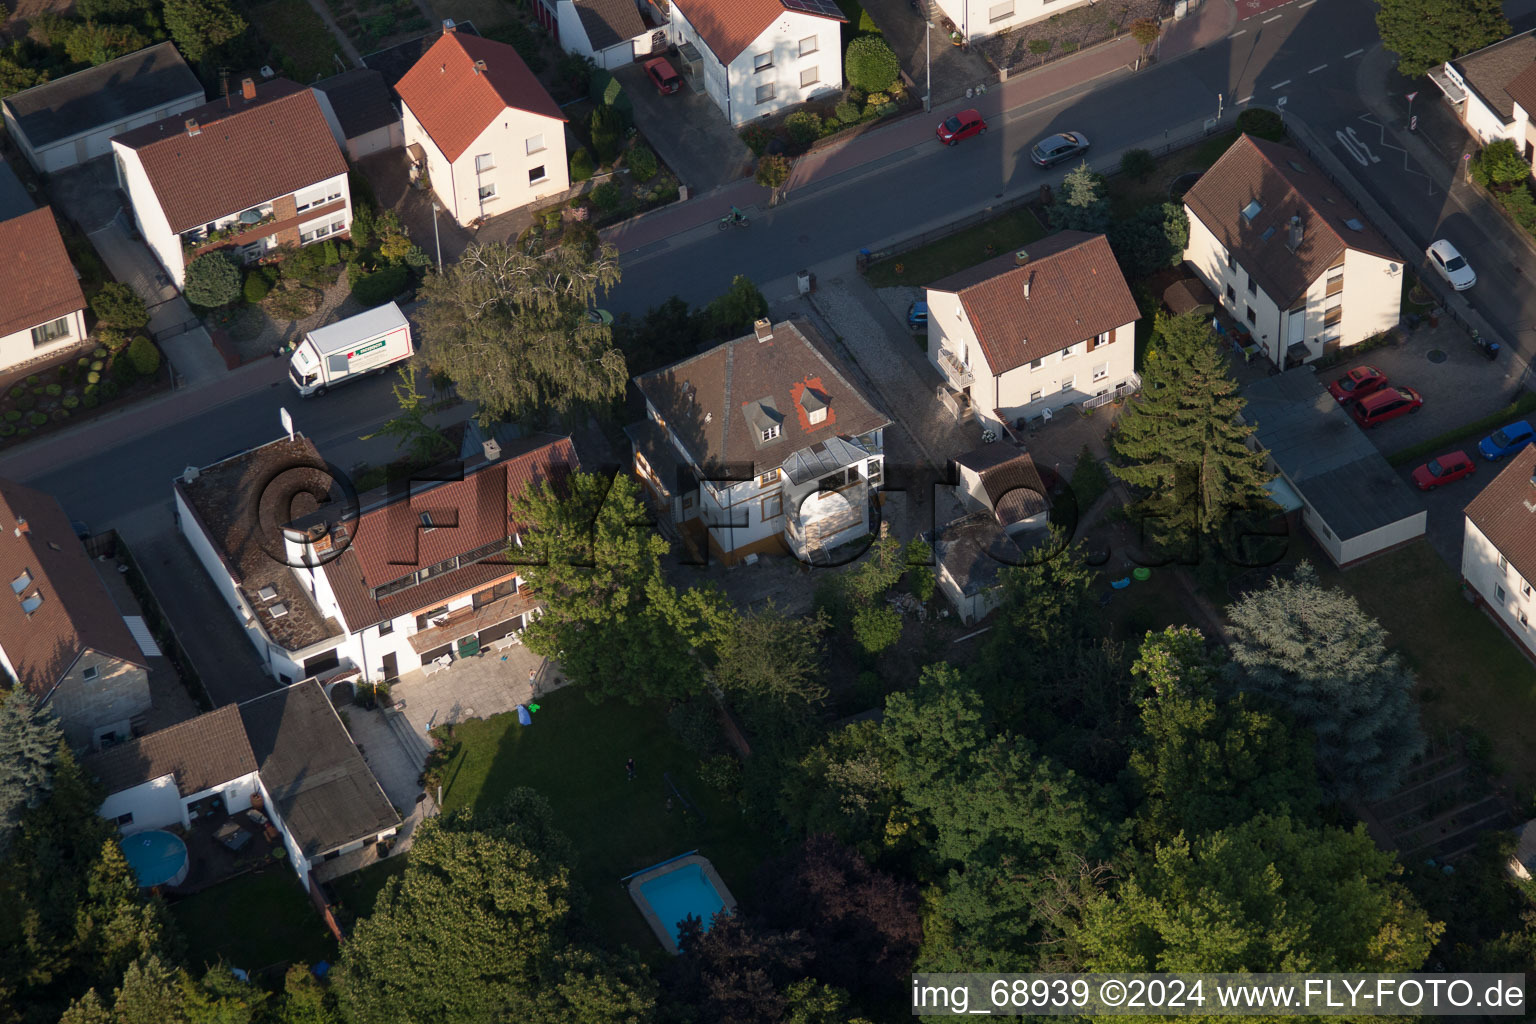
[2, 42, 204, 174]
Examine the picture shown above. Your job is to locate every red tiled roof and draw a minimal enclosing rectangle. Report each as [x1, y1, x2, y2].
[395, 31, 565, 163]
[928, 231, 1141, 375]
[112, 79, 347, 233]
[319, 435, 578, 629]
[676, 0, 845, 65]
[1182, 134, 1399, 308]
[0, 478, 145, 697]
[1464, 444, 1536, 585]
[0, 207, 86, 340]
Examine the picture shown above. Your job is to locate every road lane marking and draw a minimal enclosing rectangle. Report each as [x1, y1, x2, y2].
[1263, 14, 1283, 23]
[1229, 29, 1247, 37]
[1299, 0, 1315, 7]
[1272, 80, 1292, 89]
[1237, 95, 1254, 105]
[1308, 64, 1327, 74]
[1343, 48, 1363, 58]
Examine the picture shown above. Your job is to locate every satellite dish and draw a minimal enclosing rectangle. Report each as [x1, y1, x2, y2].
[280, 406, 295, 441]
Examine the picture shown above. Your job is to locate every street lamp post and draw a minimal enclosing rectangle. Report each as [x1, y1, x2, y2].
[431, 201, 442, 272]
[925, 21, 933, 113]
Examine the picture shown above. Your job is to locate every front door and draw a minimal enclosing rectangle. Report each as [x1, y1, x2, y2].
[381, 652, 398, 681]
[1288, 308, 1305, 346]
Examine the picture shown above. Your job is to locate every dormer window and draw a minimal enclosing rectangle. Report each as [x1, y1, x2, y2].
[762, 425, 781, 442]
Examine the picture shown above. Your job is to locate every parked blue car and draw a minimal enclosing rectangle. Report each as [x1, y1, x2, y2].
[907, 301, 928, 330]
[1478, 420, 1536, 461]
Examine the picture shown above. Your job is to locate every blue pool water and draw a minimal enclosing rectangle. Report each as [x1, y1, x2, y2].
[638, 863, 726, 943]
[121, 830, 188, 888]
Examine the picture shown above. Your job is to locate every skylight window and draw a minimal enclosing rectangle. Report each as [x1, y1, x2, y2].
[1343, 218, 1365, 231]
[10, 571, 30, 595]
[21, 593, 42, 615]
[1242, 200, 1263, 222]
[1261, 226, 1278, 241]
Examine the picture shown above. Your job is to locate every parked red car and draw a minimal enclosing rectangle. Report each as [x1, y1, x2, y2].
[937, 109, 988, 146]
[644, 57, 681, 94]
[1411, 450, 1476, 491]
[1327, 365, 1388, 403]
[1349, 386, 1422, 428]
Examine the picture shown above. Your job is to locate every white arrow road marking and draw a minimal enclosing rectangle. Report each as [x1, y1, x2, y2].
[1337, 129, 1370, 166]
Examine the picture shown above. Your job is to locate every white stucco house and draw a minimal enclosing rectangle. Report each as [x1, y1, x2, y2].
[925, 230, 1141, 438]
[934, 446, 1052, 624]
[111, 77, 351, 288]
[558, 0, 662, 69]
[1183, 134, 1403, 369]
[1429, 30, 1536, 166]
[2, 42, 204, 174]
[928, 0, 1095, 46]
[1240, 369, 1425, 567]
[85, 680, 400, 887]
[628, 318, 890, 566]
[396, 25, 569, 227]
[174, 428, 577, 687]
[1462, 444, 1536, 661]
[0, 207, 89, 375]
[666, 0, 845, 125]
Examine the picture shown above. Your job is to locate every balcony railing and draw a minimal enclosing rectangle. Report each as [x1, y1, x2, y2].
[937, 348, 973, 387]
[936, 385, 975, 422]
[1082, 373, 1142, 410]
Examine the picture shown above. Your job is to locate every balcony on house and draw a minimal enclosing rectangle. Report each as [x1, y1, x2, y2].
[937, 348, 973, 388]
[180, 203, 279, 263]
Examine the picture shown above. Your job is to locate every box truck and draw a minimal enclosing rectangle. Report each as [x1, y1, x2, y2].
[288, 302, 413, 396]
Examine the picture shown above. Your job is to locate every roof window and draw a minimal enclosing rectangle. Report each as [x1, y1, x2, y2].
[1260, 226, 1277, 241]
[1241, 199, 1263, 222]
[1344, 218, 1365, 231]
[11, 570, 30, 595]
[20, 593, 42, 615]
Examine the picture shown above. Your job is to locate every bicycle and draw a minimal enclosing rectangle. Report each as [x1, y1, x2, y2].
[718, 212, 749, 230]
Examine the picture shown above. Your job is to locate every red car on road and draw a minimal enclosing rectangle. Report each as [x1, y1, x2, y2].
[1327, 365, 1388, 403]
[644, 57, 681, 94]
[1411, 450, 1476, 491]
[1349, 386, 1422, 428]
[937, 109, 987, 146]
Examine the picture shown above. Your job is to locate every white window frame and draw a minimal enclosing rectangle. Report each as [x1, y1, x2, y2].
[1092, 362, 1108, 381]
[475, 152, 496, 172]
[525, 135, 546, 156]
[756, 83, 776, 104]
[1029, 389, 1042, 402]
[528, 165, 548, 185]
[754, 52, 773, 72]
[1097, 330, 1111, 346]
[31, 317, 70, 347]
[1497, 583, 1507, 603]
[800, 66, 819, 89]
[1060, 377, 1075, 393]
[988, 0, 1014, 23]
[479, 181, 498, 200]
[1061, 344, 1077, 359]
[295, 184, 343, 213]
[1029, 357, 1043, 370]
[798, 34, 818, 57]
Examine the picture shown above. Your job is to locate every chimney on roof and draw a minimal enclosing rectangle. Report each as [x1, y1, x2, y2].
[242, 77, 256, 100]
[483, 438, 502, 462]
[185, 118, 200, 136]
[474, 58, 487, 73]
[13, 518, 27, 537]
[1286, 213, 1304, 252]
[443, 17, 456, 31]
[753, 319, 773, 343]
[1014, 249, 1030, 266]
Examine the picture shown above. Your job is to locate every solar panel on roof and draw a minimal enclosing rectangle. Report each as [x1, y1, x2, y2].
[782, 0, 845, 20]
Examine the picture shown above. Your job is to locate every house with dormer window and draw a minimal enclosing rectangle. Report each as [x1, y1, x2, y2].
[627, 319, 890, 565]
[1182, 134, 1402, 369]
[925, 230, 1141, 437]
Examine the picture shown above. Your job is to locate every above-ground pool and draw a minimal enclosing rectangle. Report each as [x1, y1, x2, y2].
[121, 829, 189, 888]
[626, 853, 737, 954]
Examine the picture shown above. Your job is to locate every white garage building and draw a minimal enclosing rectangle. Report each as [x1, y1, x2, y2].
[2, 42, 204, 174]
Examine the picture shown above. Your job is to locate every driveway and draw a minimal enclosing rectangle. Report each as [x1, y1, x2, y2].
[1397, 457, 1479, 571]
[861, 0, 993, 107]
[615, 62, 752, 195]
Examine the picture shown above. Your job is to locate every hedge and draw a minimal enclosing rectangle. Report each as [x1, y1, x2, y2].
[351, 265, 409, 306]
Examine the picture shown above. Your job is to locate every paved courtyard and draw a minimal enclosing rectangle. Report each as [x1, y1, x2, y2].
[388, 640, 568, 742]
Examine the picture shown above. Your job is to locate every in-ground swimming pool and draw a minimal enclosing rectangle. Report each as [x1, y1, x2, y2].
[626, 852, 737, 954]
[121, 829, 189, 888]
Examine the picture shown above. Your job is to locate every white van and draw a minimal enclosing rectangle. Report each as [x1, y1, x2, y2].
[289, 302, 413, 396]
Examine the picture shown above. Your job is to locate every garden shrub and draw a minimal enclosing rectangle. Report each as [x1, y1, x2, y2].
[866, 91, 888, 106]
[653, 179, 680, 203]
[98, 329, 129, 354]
[541, 208, 562, 232]
[0, 425, 13, 438]
[26, 375, 38, 385]
[590, 105, 624, 164]
[350, 264, 408, 306]
[30, 387, 42, 397]
[569, 146, 594, 182]
[51, 409, 67, 422]
[627, 145, 658, 182]
[98, 380, 119, 401]
[90, 360, 103, 372]
[82, 395, 98, 409]
[857, 8, 880, 33]
[243, 271, 272, 304]
[27, 412, 46, 426]
[127, 335, 161, 376]
[739, 123, 773, 156]
[785, 111, 821, 147]
[845, 35, 900, 93]
[1028, 38, 1052, 54]
[321, 240, 340, 266]
[698, 754, 742, 795]
[562, 221, 599, 255]
[44, 384, 60, 397]
[89, 281, 149, 331]
[1235, 107, 1284, 142]
[61, 396, 78, 409]
[92, 347, 107, 359]
[835, 100, 860, 123]
[755, 154, 792, 189]
[1130, 17, 1159, 46]
[1120, 148, 1156, 182]
[183, 252, 241, 307]
[14, 429, 27, 438]
[590, 181, 623, 213]
[861, 104, 881, 121]
[86, 372, 100, 385]
[1060, 40, 1078, 52]
[878, 102, 898, 117]
[6, 387, 18, 399]
[2, 411, 18, 422]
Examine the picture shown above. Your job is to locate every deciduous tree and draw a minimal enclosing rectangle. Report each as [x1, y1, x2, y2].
[417, 241, 627, 424]
[714, 602, 828, 705]
[359, 364, 449, 464]
[1224, 562, 1423, 800]
[1110, 311, 1275, 562]
[161, 0, 245, 62]
[1376, 0, 1508, 78]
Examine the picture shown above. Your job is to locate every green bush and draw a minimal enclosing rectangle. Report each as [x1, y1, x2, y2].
[183, 252, 242, 307]
[627, 145, 658, 182]
[127, 335, 161, 376]
[51, 409, 67, 422]
[877, 102, 898, 117]
[98, 380, 119, 401]
[739, 123, 773, 156]
[61, 396, 78, 409]
[569, 146, 594, 182]
[13, 429, 27, 438]
[27, 412, 46, 426]
[243, 271, 272, 304]
[5, 387, 18, 399]
[90, 281, 149, 331]
[755, 154, 792, 189]
[25, 375, 38, 385]
[666, 699, 724, 756]
[90, 360, 103, 372]
[541, 208, 562, 232]
[590, 181, 623, 213]
[44, 384, 60, 397]
[15, 396, 34, 411]
[86, 372, 100, 385]
[82, 394, 98, 409]
[350, 264, 409, 306]
[96, 329, 129, 354]
[785, 111, 821, 147]
[91, 348, 107, 359]
[698, 753, 742, 795]
[835, 100, 860, 123]
[590, 105, 624, 165]
[2, 411, 18, 422]
[321, 239, 340, 266]
[845, 35, 900, 93]
[1028, 38, 1052, 54]
[1120, 148, 1155, 182]
[857, 8, 880, 33]
[0, 425, 13, 438]
[1235, 107, 1285, 142]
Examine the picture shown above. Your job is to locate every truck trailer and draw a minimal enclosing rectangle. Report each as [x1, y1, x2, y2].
[288, 302, 413, 396]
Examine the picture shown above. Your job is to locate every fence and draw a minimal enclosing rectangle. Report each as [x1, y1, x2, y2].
[154, 317, 204, 342]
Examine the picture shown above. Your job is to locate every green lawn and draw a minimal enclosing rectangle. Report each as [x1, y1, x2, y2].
[171, 868, 337, 971]
[865, 207, 1048, 287]
[253, 0, 343, 82]
[1311, 542, 1536, 789]
[432, 690, 760, 956]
